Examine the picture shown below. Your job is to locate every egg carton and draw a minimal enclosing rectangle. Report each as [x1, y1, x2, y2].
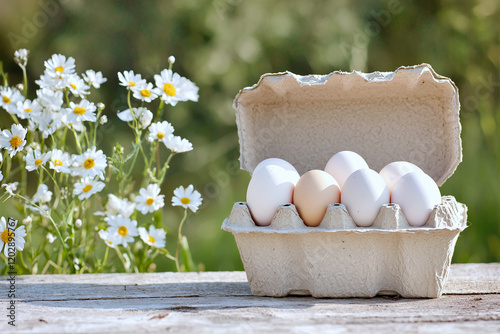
[223, 64, 468, 298]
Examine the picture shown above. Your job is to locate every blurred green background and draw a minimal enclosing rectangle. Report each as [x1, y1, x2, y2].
[0, 0, 499, 270]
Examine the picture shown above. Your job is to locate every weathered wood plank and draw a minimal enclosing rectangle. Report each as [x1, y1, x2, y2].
[0, 263, 499, 333]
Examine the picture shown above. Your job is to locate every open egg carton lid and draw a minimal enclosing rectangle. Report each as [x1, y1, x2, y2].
[234, 64, 462, 186]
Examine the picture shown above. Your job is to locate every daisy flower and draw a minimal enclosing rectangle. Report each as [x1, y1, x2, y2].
[104, 194, 136, 218]
[147, 121, 174, 143]
[71, 146, 107, 180]
[172, 185, 203, 212]
[83, 70, 107, 89]
[131, 81, 158, 103]
[66, 74, 90, 98]
[118, 70, 144, 90]
[36, 72, 64, 91]
[0, 87, 24, 114]
[98, 230, 121, 248]
[49, 149, 72, 174]
[32, 184, 52, 204]
[14, 49, 29, 67]
[73, 177, 105, 200]
[106, 215, 138, 247]
[154, 69, 199, 106]
[64, 99, 97, 124]
[36, 88, 64, 112]
[25, 149, 52, 171]
[138, 225, 166, 248]
[0, 124, 27, 157]
[117, 107, 153, 129]
[44, 54, 76, 79]
[15, 99, 42, 120]
[0, 217, 27, 257]
[135, 184, 165, 214]
[2, 182, 18, 196]
[164, 135, 193, 153]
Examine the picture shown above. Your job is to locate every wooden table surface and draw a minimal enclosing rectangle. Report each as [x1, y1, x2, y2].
[1, 263, 499, 333]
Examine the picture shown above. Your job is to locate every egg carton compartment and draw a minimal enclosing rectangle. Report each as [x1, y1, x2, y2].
[222, 196, 467, 298]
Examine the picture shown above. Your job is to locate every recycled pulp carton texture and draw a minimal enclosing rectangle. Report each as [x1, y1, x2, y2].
[222, 64, 468, 298]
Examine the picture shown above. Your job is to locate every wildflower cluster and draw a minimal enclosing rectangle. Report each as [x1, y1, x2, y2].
[0, 50, 203, 274]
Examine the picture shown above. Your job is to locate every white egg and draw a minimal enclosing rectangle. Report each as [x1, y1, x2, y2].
[391, 171, 442, 227]
[341, 169, 390, 227]
[246, 164, 300, 226]
[253, 158, 298, 176]
[379, 161, 423, 195]
[325, 151, 369, 188]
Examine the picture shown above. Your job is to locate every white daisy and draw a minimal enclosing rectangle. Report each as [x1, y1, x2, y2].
[154, 69, 199, 106]
[44, 54, 76, 79]
[25, 149, 51, 172]
[71, 146, 107, 180]
[147, 121, 174, 143]
[83, 70, 107, 89]
[117, 107, 153, 129]
[0, 87, 24, 114]
[64, 99, 97, 124]
[118, 70, 144, 90]
[104, 194, 136, 218]
[66, 74, 90, 98]
[106, 215, 138, 247]
[135, 184, 165, 214]
[2, 182, 18, 196]
[0, 124, 27, 157]
[46, 232, 56, 244]
[36, 71, 64, 91]
[49, 149, 72, 174]
[14, 49, 29, 67]
[138, 225, 166, 248]
[15, 99, 42, 120]
[73, 177, 105, 200]
[0, 217, 27, 257]
[164, 135, 193, 153]
[131, 81, 158, 103]
[172, 185, 203, 212]
[98, 229, 121, 248]
[32, 184, 52, 204]
[36, 88, 64, 112]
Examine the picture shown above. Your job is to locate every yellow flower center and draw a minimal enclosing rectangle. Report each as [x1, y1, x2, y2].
[82, 184, 93, 193]
[146, 198, 155, 206]
[128, 81, 136, 87]
[9, 136, 22, 149]
[118, 226, 128, 236]
[84, 158, 95, 169]
[148, 236, 155, 244]
[181, 197, 191, 205]
[74, 107, 86, 115]
[55, 66, 64, 73]
[163, 83, 176, 96]
[156, 133, 165, 139]
[107, 240, 113, 245]
[25, 108, 32, 113]
[3, 96, 11, 104]
[1, 229, 14, 243]
[54, 159, 63, 166]
[35, 159, 43, 166]
[70, 84, 77, 90]
[140, 89, 151, 97]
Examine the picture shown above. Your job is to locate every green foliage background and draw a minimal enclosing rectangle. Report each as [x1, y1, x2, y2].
[0, 0, 499, 270]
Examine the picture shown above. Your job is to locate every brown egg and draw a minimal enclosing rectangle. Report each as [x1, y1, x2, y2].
[293, 170, 341, 227]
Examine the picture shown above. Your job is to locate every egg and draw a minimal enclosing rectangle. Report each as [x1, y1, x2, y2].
[379, 161, 423, 195]
[253, 158, 298, 175]
[293, 170, 340, 227]
[246, 164, 300, 226]
[341, 169, 390, 227]
[391, 171, 442, 227]
[324, 151, 369, 188]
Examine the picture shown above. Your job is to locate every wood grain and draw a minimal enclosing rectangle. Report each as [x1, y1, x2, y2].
[1, 263, 499, 333]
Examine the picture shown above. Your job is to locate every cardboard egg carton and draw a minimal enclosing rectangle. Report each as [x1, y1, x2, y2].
[222, 64, 468, 298]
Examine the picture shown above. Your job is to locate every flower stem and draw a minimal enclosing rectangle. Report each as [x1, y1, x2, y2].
[174, 209, 188, 272]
